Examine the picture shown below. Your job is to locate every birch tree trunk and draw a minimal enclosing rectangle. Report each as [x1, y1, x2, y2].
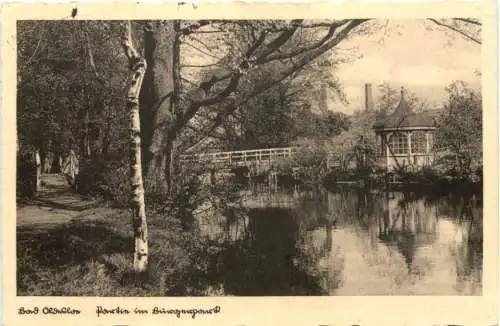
[35, 149, 41, 192]
[121, 21, 149, 272]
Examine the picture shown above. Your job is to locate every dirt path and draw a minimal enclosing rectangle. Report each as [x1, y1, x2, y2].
[17, 174, 108, 228]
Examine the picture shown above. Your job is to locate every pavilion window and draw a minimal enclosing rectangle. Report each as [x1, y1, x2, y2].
[412, 131, 427, 154]
[389, 132, 408, 155]
[428, 133, 434, 151]
[377, 134, 385, 156]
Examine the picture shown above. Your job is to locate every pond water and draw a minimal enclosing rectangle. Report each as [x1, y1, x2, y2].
[195, 185, 483, 296]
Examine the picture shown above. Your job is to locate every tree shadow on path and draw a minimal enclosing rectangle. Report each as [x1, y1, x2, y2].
[18, 219, 133, 267]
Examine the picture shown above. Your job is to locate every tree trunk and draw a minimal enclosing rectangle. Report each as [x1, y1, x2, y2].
[79, 107, 90, 161]
[140, 21, 177, 190]
[122, 21, 149, 272]
[43, 151, 54, 173]
[35, 149, 41, 192]
[168, 21, 182, 194]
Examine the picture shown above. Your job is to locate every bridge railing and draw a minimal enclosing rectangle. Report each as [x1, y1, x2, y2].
[179, 147, 298, 165]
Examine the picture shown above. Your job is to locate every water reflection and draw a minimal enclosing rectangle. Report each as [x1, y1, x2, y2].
[194, 186, 482, 296]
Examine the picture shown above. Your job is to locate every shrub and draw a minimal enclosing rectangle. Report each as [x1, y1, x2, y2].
[435, 81, 482, 180]
[76, 157, 130, 207]
[17, 149, 37, 199]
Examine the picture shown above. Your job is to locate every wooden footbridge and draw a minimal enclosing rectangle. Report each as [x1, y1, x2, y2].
[179, 147, 299, 168]
[180, 146, 343, 168]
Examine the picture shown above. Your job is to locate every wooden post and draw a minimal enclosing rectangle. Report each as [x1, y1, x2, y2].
[425, 132, 431, 165]
[385, 133, 391, 171]
[274, 170, 277, 189]
[407, 131, 412, 166]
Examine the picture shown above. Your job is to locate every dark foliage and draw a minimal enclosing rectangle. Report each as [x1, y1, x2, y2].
[17, 149, 38, 199]
[76, 157, 130, 207]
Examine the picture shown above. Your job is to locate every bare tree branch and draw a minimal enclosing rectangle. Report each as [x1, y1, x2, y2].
[185, 34, 216, 53]
[454, 18, 481, 26]
[189, 30, 226, 34]
[22, 25, 44, 70]
[262, 19, 351, 64]
[181, 77, 198, 86]
[173, 71, 241, 134]
[428, 18, 481, 44]
[182, 40, 222, 60]
[178, 19, 368, 151]
[246, 30, 268, 58]
[180, 19, 369, 152]
[179, 20, 212, 36]
[181, 63, 220, 68]
[177, 26, 274, 129]
[252, 19, 303, 63]
[83, 22, 107, 87]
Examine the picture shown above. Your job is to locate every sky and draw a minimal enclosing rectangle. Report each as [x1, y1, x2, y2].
[328, 19, 481, 114]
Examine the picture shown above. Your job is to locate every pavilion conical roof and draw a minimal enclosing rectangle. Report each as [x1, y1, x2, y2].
[373, 87, 437, 130]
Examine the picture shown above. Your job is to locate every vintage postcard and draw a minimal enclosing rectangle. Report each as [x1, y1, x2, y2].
[1, 1, 498, 326]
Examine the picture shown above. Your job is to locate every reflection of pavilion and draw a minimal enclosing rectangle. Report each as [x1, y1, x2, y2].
[378, 192, 438, 271]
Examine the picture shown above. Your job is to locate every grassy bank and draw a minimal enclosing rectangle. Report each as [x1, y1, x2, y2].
[17, 207, 225, 296]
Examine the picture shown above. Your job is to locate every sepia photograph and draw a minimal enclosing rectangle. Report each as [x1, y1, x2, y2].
[15, 17, 484, 298]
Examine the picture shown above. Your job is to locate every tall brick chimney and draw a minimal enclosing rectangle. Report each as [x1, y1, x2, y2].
[365, 83, 374, 112]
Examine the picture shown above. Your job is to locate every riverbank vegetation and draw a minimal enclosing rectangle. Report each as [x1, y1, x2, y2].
[321, 80, 482, 190]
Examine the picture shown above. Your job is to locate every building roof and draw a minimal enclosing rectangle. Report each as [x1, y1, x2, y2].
[373, 88, 438, 131]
